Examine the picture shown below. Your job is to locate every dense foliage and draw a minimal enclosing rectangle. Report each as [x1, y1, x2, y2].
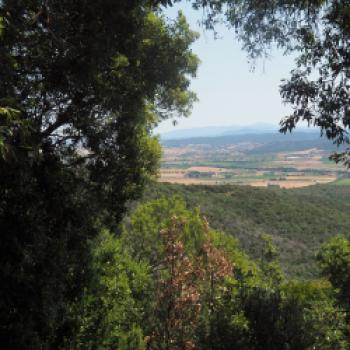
[142, 182, 350, 278]
[66, 197, 349, 349]
[0, 1, 198, 348]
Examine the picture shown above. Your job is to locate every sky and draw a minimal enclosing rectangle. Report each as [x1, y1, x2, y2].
[155, 3, 296, 134]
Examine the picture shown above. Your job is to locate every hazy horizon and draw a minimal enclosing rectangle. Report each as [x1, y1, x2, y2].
[157, 121, 320, 139]
[159, 121, 278, 133]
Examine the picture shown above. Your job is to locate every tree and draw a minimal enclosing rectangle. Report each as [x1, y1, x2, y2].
[239, 279, 348, 350]
[317, 236, 350, 311]
[68, 229, 150, 350]
[0, 2, 199, 348]
[0, 1, 199, 221]
[121, 197, 237, 350]
[146, 216, 202, 350]
[259, 234, 283, 287]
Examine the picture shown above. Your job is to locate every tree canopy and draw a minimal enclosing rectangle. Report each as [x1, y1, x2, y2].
[0, 1, 199, 348]
[0, 1, 199, 220]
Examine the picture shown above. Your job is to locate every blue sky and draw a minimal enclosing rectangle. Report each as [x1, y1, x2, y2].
[156, 3, 296, 134]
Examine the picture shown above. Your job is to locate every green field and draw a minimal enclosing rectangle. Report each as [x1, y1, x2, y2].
[332, 178, 350, 186]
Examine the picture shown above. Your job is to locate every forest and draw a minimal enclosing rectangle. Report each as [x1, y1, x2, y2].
[142, 182, 350, 278]
[1, 0, 350, 349]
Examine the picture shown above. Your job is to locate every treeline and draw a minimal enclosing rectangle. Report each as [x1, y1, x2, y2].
[60, 196, 350, 349]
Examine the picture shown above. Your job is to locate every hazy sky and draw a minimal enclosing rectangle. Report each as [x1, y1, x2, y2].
[156, 3, 296, 134]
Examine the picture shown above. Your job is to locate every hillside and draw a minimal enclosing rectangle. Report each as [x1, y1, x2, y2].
[162, 131, 339, 151]
[142, 182, 350, 278]
[159, 123, 278, 140]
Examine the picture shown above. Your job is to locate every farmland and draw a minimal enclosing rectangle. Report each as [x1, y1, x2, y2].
[160, 132, 348, 188]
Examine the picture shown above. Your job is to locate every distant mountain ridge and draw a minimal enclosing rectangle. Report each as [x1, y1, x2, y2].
[161, 129, 344, 153]
[160, 123, 278, 140]
[159, 123, 323, 140]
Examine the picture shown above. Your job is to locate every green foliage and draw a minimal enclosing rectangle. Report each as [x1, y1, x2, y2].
[26, 193, 344, 350]
[259, 234, 284, 286]
[123, 197, 248, 349]
[207, 229, 259, 285]
[121, 196, 349, 350]
[118, 326, 146, 350]
[0, 15, 4, 34]
[0, 157, 98, 349]
[142, 182, 350, 278]
[0, 107, 33, 160]
[3, 1, 350, 349]
[239, 280, 348, 350]
[0, 1, 199, 348]
[122, 197, 206, 266]
[317, 236, 350, 310]
[67, 230, 150, 349]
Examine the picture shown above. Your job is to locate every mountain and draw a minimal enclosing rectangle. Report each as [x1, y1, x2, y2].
[160, 123, 278, 140]
[159, 123, 324, 140]
[161, 129, 341, 151]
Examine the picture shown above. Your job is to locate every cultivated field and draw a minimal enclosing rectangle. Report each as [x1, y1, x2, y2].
[160, 141, 347, 188]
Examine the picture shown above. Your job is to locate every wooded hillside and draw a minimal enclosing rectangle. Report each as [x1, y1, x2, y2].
[142, 182, 350, 278]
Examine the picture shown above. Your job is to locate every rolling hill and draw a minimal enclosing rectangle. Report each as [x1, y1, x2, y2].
[141, 181, 350, 278]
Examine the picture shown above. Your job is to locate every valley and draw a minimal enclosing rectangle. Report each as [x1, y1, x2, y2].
[160, 132, 348, 188]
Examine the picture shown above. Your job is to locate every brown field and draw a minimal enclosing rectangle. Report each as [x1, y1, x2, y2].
[161, 168, 186, 174]
[160, 177, 337, 188]
[277, 180, 332, 188]
[248, 176, 336, 189]
[160, 143, 344, 188]
[160, 168, 337, 188]
[186, 166, 227, 173]
[159, 177, 220, 185]
[286, 175, 335, 181]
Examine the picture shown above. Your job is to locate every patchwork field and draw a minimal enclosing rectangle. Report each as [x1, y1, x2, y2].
[160, 168, 337, 188]
[160, 134, 348, 188]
